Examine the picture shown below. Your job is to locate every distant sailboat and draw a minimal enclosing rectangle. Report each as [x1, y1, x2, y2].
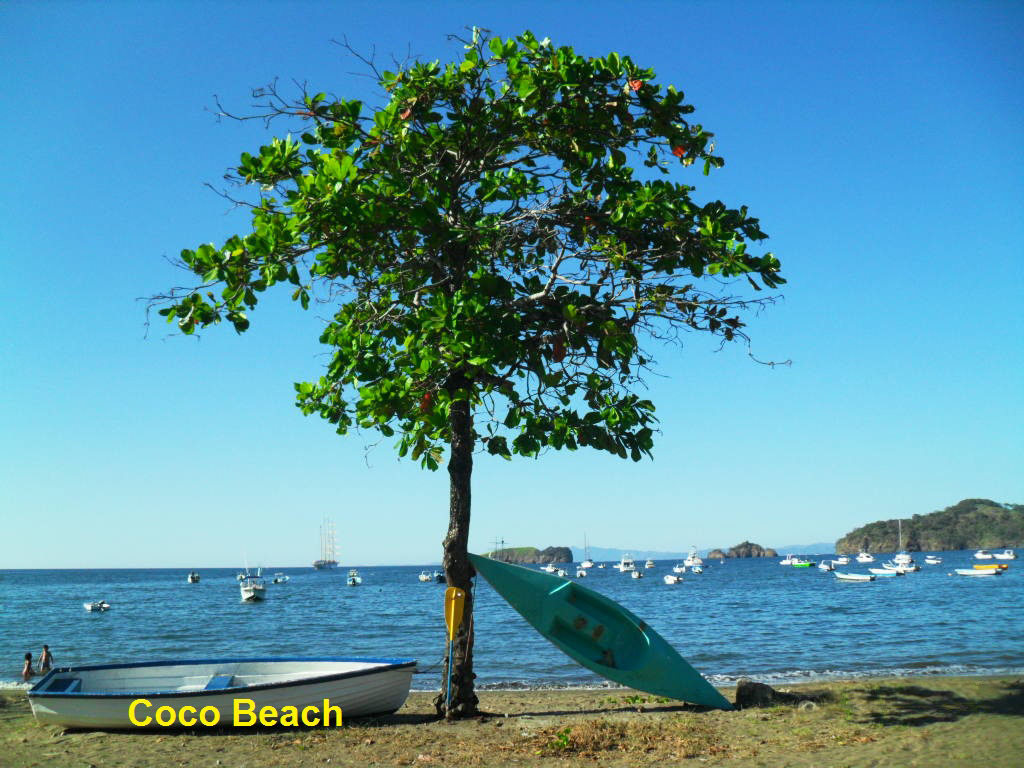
[580, 534, 595, 570]
[313, 518, 339, 569]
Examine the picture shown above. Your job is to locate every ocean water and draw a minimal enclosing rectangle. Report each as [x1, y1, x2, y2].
[3, 553, 1021, 690]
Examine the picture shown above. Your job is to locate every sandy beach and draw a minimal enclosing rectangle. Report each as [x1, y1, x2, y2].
[2, 676, 1021, 767]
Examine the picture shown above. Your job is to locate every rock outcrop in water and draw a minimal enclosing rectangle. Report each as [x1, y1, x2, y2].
[725, 541, 777, 558]
[484, 546, 573, 564]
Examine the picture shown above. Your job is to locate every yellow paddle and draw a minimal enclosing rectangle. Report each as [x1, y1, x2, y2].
[443, 586, 465, 710]
[444, 587, 465, 642]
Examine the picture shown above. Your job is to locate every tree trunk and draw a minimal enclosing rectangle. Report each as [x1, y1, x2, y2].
[433, 383, 479, 718]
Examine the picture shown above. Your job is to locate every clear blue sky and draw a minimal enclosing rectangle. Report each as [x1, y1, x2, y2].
[2, 1, 1021, 568]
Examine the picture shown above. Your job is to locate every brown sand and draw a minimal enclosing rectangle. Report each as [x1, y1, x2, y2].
[2, 676, 1021, 767]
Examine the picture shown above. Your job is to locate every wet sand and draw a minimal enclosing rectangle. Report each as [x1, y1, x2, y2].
[2, 676, 1021, 766]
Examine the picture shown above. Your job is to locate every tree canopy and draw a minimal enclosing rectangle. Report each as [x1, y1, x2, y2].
[153, 28, 784, 716]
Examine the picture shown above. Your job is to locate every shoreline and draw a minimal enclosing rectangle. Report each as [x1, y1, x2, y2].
[3, 674, 1021, 766]
[8, 665, 1023, 692]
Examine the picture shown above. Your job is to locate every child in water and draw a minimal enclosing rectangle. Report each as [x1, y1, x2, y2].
[39, 645, 53, 673]
[22, 652, 35, 682]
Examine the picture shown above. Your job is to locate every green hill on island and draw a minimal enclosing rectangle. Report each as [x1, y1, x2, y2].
[835, 498, 1023, 553]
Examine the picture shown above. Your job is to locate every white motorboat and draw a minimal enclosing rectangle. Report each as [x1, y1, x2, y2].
[834, 556, 850, 565]
[973, 549, 994, 560]
[616, 554, 636, 572]
[187, 571, 200, 583]
[644, 559, 656, 569]
[924, 555, 942, 565]
[779, 554, 798, 565]
[856, 552, 875, 563]
[418, 570, 432, 582]
[347, 569, 362, 586]
[555, 569, 568, 578]
[630, 570, 644, 579]
[834, 572, 875, 582]
[272, 573, 289, 584]
[239, 570, 266, 601]
[575, 568, 587, 578]
[672, 563, 686, 573]
[818, 560, 836, 571]
[868, 566, 902, 577]
[83, 601, 110, 612]
[689, 565, 704, 574]
[28, 657, 416, 730]
[684, 547, 703, 568]
[541, 563, 558, 573]
[993, 549, 1017, 560]
[597, 563, 606, 569]
[953, 568, 1001, 577]
[663, 574, 682, 585]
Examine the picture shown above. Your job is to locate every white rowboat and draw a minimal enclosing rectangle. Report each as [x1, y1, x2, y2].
[953, 568, 1002, 577]
[834, 572, 876, 582]
[28, 657, 416, 730]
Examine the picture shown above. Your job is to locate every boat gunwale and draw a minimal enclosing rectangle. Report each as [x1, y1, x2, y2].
[28, 657, 416, 700]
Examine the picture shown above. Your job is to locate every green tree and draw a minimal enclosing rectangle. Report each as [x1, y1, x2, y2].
[152, 29, 784, 717]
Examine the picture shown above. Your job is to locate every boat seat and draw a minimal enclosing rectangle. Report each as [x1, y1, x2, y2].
[205, 674, 234, 690]
[48, 677, 81, 693]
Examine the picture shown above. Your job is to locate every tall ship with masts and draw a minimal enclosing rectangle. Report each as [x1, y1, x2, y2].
[313, 519, 339, 569]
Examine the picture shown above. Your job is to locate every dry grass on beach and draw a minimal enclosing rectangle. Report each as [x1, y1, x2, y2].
[2, 676, 1022, 767]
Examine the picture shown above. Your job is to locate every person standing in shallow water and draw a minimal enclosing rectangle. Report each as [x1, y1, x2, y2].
[22, 652, 35, 682]
[39, 645, 53, 674]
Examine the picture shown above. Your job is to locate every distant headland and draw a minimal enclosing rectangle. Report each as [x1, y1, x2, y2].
[484, 546, 573, 564]
[835, 498, 1023, 553]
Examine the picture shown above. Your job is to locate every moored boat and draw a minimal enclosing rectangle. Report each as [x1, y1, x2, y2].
[953, 568, 1001, 577]
[834, 572, 875, 582]
[924, 555, 942, 565]
[616, 554, 636, 572]
[630, 569, 644, 579]
[973, 549, 994, 560]
[856, 552, 875, 563]
[187, 571, 200, 583]
[972, 563, 1008, 571]
[28, 657, 416, 729]
[868, 566, 902, 577]
[418, 570, 432, 582]
[993, 549, 1017, 560]
[239, 570, 266, 601]
[663, 574, 682, 585]
[83, 601, 111, 612]
[346, 569, 363, 586]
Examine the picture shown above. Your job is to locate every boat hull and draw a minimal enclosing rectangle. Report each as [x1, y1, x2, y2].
[469, 553, 731, 710]
[28, 657, 416, 730]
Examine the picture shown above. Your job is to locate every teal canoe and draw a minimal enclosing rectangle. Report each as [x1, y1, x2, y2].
[469, 554, 732, 709]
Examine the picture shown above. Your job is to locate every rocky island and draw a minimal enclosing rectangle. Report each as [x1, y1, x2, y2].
[484, 546, 573, 564]
[721, 541, 778, 558]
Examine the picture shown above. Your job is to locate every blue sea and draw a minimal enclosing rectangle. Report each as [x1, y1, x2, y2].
[3, 553, 1021, 690]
